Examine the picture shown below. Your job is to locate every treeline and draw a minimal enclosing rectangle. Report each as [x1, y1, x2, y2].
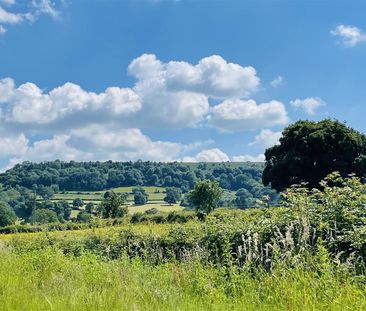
[0, 160, 275, 196]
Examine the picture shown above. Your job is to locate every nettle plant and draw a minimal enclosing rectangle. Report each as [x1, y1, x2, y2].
[281, 172, 366, 261]
[232, 172, 366, 271]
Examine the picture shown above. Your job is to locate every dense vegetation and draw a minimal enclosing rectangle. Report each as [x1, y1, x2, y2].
[0, 160, 274, 195]
[263, 119, 366, 191]
[1, 173, 366, 310]
[0, 161, 278, 226]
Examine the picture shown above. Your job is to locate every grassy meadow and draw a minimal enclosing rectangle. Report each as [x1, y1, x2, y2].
[1, 246, 365, 311]
[51, 186, 183, 216]
[2, 175, 366, 310]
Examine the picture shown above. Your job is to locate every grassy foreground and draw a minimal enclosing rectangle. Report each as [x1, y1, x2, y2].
[0, 245, 365, 311]
[2, 174, 366, 310]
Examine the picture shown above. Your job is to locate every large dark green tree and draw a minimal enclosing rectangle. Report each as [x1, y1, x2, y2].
[263, 119, 366, 191]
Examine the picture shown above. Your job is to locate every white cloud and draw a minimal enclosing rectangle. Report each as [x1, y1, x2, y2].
[0, 127, 200, 169]
[0, 133, 28, 156]
[0, 0, 60, 34]
[182, 148, 230, 162]
[208, 99, 288, 132]
[0, 78, 14, 102]
[69, 125, 184, 162]
[164, 55, 260, 98]
[0, 5, 23, 24]
[232, 154, 265, 162]
[25, 135, 88, 161]
[129, 54, 259, 99]
[290, 97, 325, 115]
[270, 75, 283, 88]
[0, 53, 287, 167]
[0, 79, 142, 126]
[0, 55, 270, 130]
[331, 24, 366, 47]
[249, 129, 281, 148]
[127, 53, 260, 128]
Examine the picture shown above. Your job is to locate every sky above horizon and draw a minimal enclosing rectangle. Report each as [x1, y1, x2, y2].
[1, 0, 366, 171]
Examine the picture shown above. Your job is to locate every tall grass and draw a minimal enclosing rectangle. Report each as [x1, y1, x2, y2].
[0, 245, 365, 311]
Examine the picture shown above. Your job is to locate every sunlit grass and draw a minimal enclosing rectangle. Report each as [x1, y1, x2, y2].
[0, 246, 365, 311]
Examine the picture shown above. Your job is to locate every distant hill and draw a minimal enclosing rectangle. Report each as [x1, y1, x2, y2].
[0, 160, 276, 200]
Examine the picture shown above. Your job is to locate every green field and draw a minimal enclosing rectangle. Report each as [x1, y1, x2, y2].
[55, 186, 182, 218]
[52, 186, 167, 203]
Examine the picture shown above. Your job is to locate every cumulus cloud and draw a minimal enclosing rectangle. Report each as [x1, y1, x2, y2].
[249, 129, 281, 148]
[232, 154, 265, 162]
[0, 54, 277, 131]
[25, 135, 88, 161]
[0, 133, 28, 156]
[129, 54, 260, 99]
[69, 125, 184, 162]
[182, 148, 230, 162]
[0, 126, 215, 170]
[208, 99, 288, 132]
[290, 97, 325, 115]
[331, 24, 366, 47]
[127, 53, 261, 128]
[164, 55, 260, 98]
[0, 78, 142, 126]
[270, 75, 283, 88]
[0, 77, 14, 102]
[0, 53, 288, 167]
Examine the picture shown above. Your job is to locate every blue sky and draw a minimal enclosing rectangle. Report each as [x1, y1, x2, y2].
[1, 0, 366, 170]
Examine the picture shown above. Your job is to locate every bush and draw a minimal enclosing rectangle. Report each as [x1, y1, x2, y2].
[76, 212, 93, 223]
[0, 202, 16, 227]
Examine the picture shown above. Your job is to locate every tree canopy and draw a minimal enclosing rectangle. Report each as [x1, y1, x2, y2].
[0, 161, 274, 199]
[0, 202, 17, 227]
[189, 180, 223, 214]
[100, 191, 128, 218]
[164, 187, 182, 204]
[263, 119, 366, 191]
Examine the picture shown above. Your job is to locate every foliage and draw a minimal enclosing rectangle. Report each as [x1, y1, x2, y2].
[134, 190, 148, 205]
[31, 209, 59, 225]
[263, 119, 366, 191]
[164, 187, 182, 204]
[99, 191, 128, 218]
[0, 160, 276, 201]
[72, 197, 84, 208]
[189, 180, 223, 214]
[85, 202, 95, 214]
[76, 211, 93, 223]
[0, 201, 17, 227]
[235, 188, 255, 209]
